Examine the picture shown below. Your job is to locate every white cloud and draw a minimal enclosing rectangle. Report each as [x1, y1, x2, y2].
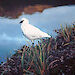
[0, 33, 25, 43]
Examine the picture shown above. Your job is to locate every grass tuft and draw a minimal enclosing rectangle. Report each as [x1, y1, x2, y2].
[0, 24, 75, 75]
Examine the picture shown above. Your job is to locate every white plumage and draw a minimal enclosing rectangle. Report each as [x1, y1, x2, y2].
[20, 18, 51, 41]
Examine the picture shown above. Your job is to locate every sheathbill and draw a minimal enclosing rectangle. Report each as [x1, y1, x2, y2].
[20, 18, 51, 42]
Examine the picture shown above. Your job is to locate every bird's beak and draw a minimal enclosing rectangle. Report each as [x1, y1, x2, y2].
[19, 21, 23, 23]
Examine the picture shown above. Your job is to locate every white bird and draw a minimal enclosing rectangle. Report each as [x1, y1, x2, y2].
[20, 18, 51, 42]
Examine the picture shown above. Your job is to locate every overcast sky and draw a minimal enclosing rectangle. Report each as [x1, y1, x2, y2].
[0, 5, 75, 62]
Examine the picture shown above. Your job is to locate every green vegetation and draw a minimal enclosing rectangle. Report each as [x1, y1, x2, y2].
[20, 25, 75, 75]
[0, 24, 75, 75]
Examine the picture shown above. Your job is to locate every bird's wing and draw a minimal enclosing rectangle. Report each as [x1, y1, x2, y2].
[26, 24, 45, 38]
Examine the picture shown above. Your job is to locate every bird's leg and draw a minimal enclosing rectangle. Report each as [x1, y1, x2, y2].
[25, 40, 31, 47]
[31, 40, 34, 44]
[31, 40, 35, 54]
[31, 40, 34, 47]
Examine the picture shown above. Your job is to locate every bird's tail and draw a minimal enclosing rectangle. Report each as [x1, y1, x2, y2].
[42, 32, 51, 38]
